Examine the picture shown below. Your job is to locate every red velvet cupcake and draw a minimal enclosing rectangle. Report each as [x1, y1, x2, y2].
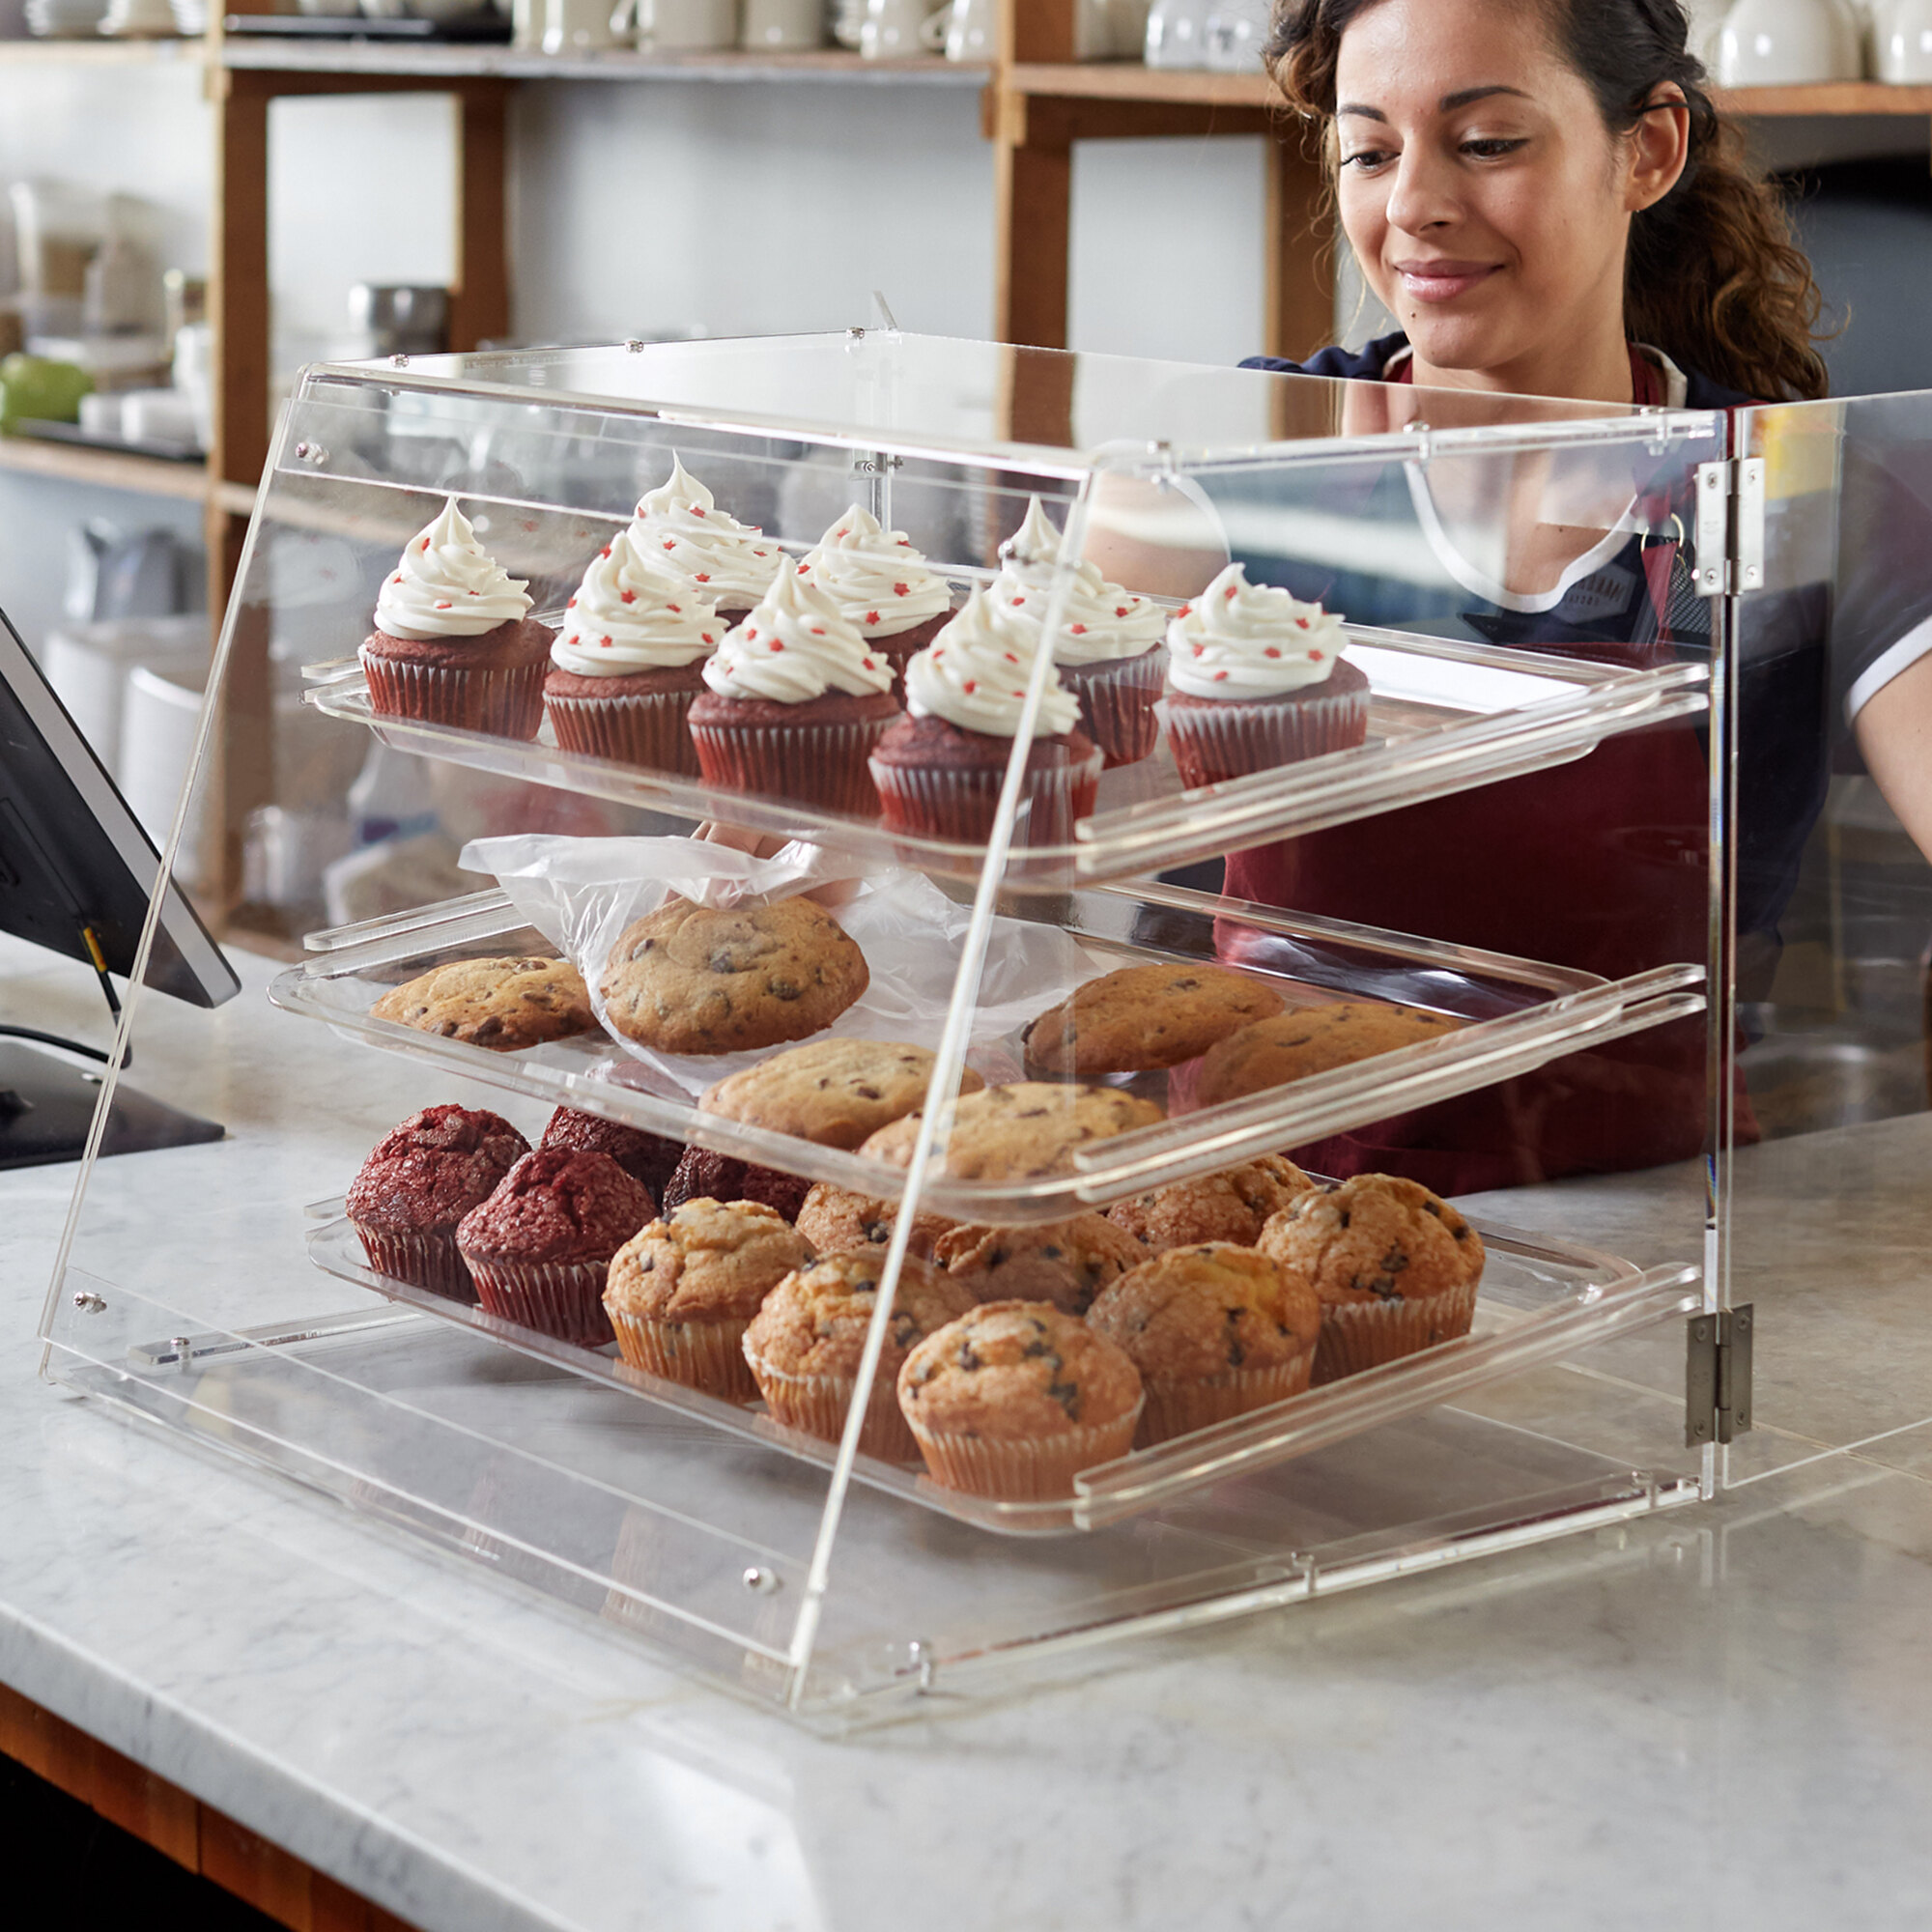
[360, 497, 552, 739]
[347, 1104, 530, 1301]
[538, 1104, 685, 1202]
[794, 502, 957, 694]
[625, 454, 784, 624]
[660, 1145, 812, 1223]
[456, 1147, 655, 1349]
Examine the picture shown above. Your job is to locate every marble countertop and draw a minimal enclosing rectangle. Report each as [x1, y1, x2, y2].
[6, 934, 1932, 1930]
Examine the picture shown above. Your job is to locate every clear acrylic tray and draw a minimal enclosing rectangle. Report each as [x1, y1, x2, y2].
[301, 630, 1708, 891]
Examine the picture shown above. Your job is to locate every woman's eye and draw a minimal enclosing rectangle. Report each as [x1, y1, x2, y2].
[1462, 137, 1528, 159]
[1341, 149, 1394, 172]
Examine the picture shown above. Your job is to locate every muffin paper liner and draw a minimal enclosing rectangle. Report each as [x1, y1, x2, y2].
[464, 1255, 615, 1349]
[360, 648, 546, 741]
[743, 1350, 918, 1463]
[870, 745, 1103, 847]
[1137, 1348, 1316, 1446]
[906, 1398, 1145, 1500]
[1060, 647, 1166, 769]
[690, 714, 895, 815]
[351, 1223, 476, 1303]
[608, 1308, 759, 1403]
[1155, 679, 1370, 788]
[1313, 1277, 1480, 1384]
[547, 686, 702, 774]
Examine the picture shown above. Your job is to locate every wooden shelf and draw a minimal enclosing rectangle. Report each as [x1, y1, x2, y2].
[0, 434, 255, 513]
[1714, 80, 1932, 116]
[0, 34, 205, 64]
[218, 41, 986, 84]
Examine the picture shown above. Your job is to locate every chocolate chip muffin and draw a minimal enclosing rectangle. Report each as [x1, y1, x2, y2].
[1105, 1154, 1317, 1252]
[661, 1145, 812, 1222]
[1024, 962, 1286, 1075]
[858, 1082, 1163, 1182]
[1086, 1242, 1321, 1444]
[895, 1301, 1144, 1500]
[1194, 1002, 1463, 1106]
[931, 1214, 1148, 1316]
[699, 1039, 982, 1151]
[370, 955, 594, 1051]
[1257, 1174, 1485, 1383]
[794, 1183, 955, 1261]
[599, 895, 868, 1055]
[743, 1249, 978, 1462]
[538, 1104, 683, 1202]
[604, 1197, 812, 1400]
[456, 1147, 655, 1349]
[347, 1104, 530, 1301]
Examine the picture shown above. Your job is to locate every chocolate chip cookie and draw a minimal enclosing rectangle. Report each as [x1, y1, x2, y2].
[699, 1039, 983, 1151]
[599, 895, 868, 1055]
[1193, 1001, 1463, 1106]
[369, 954, 594, 1051]
[1024, 962, 1286, 1075]
[857, 1082, 1163, 1181]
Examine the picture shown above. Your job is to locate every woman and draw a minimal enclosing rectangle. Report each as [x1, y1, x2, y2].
[1154, 0, 1932, 1188]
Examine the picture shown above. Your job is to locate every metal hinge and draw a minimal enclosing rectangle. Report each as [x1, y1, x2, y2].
[1686, 1304, 1754, 1446]
[1692, 458, 1766, 598]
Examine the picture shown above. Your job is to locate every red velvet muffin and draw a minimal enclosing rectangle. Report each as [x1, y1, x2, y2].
[456, 1147, 655, 1348]
[661, 1145, 811, 1223]
[538, 1105, 684, 1203]
[347, 1104, 530, 1301]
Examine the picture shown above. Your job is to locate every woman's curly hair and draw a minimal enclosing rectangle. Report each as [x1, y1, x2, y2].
[1267, 0, 1830, 401]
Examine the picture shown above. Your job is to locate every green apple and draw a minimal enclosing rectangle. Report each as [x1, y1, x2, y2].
[0, 354, 94, 430]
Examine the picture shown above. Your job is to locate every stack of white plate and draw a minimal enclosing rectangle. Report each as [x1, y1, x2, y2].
[26, 0, 109, 35]
[169, 0, 208, 30]
[99, 0, 180, 33]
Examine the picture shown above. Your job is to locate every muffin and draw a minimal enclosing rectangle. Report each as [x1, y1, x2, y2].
[1086, 1243, 1321, 1444]
[369, 955, 595, 1051]
[1194, 1001, 1462, 1107]
[686, 567, 900, 815]
[698, 1039, 981, 1152]
[538, 1105, 684, 1202]
[662, 1146, 813, 1223]
[1257, 1175, 1486, 1383]
[931, 1214, 1147, 1316]
[456, 1147, 656, 1349]
[604, 1197, 812, 1400]
[793, 1183, 955, 1261]
[868, 589, 1102, 848]
[992, 496, 1168, 767]
[599, 894, 869, 1056]
[360, 497, 552, 738]
[543, 529, 721, 772]
[794, 503, 957, 691]
[626, 454, 783, 621]
[858, 1082, 1163, 1181]
[1024, 961, 1287, 1076]
[742, 1249, 978, 1461]
[1156, 562, 1370, 786]
[896, 1301, 1145, 1500]
[346, 1104, 530, 1300]
[1105, 1155, 1317, 1252]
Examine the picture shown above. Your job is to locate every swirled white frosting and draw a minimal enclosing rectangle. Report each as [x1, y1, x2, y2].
[551, 528, 721, 677]
[1164, 563, 1348, 700]
[373, 498, 532, 641]
[699, 565, 895, 704]
[627, 455, 783, 608]
[993, 495, 1165, 667]
[796, 503, 952, 637]
[903, 588, 1081, 739]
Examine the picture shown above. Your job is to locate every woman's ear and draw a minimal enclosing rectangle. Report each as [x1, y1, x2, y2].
[1627, 85, 1691, 214]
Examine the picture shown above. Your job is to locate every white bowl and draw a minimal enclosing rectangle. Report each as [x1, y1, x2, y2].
[1718, 0, 1861, 83]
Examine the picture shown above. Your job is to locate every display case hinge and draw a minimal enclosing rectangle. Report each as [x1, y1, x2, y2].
[1692, 457, 1766, 598]
[1686, 1304, 1754, 1446]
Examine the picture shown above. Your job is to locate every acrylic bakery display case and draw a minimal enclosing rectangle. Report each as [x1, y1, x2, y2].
[39, 332, 1768, 1720]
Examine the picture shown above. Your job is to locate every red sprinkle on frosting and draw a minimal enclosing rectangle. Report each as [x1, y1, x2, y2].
[620, 589, 637, 604]
[962, 679, 977, 694]
[865, 611, 880, 626]
[894, 583, 910, 597]
[1069, 624, 1088, 635]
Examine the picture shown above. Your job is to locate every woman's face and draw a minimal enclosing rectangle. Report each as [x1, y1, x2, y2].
[1332, 0, 1681, 393]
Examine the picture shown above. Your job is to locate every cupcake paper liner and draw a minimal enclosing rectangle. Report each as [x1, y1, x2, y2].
[547, 686, 702, 774]
[870, 744, 1103, 848]
[689, 714, 896, 816]
[464, 1254, 615, 1349]
[351, 1223, 476, 1304]
[744, 1350, 918, 1463]
[1156, 678, 1370, 788]
[905, 1398, 1145, 1500]
[608, 1307, 759, 1403]
[1312, 1277, 1480, 1384]
[360, 648, 546, 742]
[1137, 1348, 1316, 1446]
[1061, 647, 1166, 769]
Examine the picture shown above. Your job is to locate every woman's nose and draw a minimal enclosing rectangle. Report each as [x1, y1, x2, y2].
[1383, 148, 1459, 236]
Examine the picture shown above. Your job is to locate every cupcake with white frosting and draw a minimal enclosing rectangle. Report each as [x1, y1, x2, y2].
[544, 528, 721, 773]
[685, 565, 901, 814]
[795, 502, 956, 691]
[867, 588, 1102, 847]
[994, 497, 1168, 769]
[628, 455, 783, 620]
[360, 497, 552, 738]
[1155, 563, 1370, 787]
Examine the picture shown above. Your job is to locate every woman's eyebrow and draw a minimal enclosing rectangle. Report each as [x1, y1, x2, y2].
[1338, 84, 1531, 123]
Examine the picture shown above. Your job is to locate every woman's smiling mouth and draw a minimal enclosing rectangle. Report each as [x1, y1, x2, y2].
[1393, 260, 1504, 302]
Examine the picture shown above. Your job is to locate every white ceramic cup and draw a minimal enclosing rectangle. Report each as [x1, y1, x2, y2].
[741, 0, 820, 46]
[544, 0, 621, 50]
[1718, 0, 1861, 83]
[1878, 0, 1932, 76]
[861, 0, 944, 56]
[639, 0, 735, 48]
[943, 0, 992, 58]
